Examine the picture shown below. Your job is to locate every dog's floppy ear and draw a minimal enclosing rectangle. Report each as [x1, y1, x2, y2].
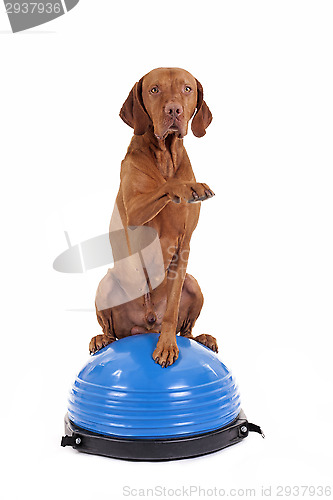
[119, 77, 150, 135]
[191, 79, 213, 138]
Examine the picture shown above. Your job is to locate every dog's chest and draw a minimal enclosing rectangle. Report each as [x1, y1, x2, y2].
[149, 200, 198, 245]
[153, 145, 181, 179]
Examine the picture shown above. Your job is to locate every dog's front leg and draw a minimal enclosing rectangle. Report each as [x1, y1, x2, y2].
[152, 243, 189, 367]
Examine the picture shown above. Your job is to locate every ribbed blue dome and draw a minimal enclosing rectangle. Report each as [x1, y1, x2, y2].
[68, 334, 241, 438]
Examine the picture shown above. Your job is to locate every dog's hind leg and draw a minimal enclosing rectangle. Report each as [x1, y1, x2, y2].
[89, 306, 117, 354]
[178, 274, 203, 336]
[178, 274, 218, 353]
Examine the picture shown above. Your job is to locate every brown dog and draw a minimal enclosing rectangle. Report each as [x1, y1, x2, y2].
[89, 67, 218, 366]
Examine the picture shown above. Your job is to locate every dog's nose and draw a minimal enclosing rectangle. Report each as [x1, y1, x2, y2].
[146, 313, 157, 325]
[165, 102, 184, 118]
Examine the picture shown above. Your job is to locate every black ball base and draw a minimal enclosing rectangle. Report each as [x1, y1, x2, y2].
[61, 410, 259, 462]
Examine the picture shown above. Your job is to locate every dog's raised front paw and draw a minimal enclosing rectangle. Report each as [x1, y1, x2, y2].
[194, 334, 218, 352]
[166, 181, 215, 204]
[89, 334, 115, 354]
[153, 338, 179, 367]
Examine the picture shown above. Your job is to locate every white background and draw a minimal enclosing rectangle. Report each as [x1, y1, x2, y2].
[1, 1, 333, 499]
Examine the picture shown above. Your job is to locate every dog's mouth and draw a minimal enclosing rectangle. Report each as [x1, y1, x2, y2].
[155, 120, 185, 140]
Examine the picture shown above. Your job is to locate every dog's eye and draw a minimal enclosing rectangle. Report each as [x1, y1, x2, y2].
[184, 86, 192, 93]
[150, 87, 159, 94]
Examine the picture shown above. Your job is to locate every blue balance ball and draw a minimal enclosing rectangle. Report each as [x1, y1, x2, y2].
[63, 334, 249, 460]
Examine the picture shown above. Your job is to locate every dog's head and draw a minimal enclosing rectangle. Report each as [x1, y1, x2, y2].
[120, 67, 212, 139]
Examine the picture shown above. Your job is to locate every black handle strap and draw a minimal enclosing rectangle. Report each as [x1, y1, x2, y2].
[61, 434, 81, 447]
[248, 422, 265, 438]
